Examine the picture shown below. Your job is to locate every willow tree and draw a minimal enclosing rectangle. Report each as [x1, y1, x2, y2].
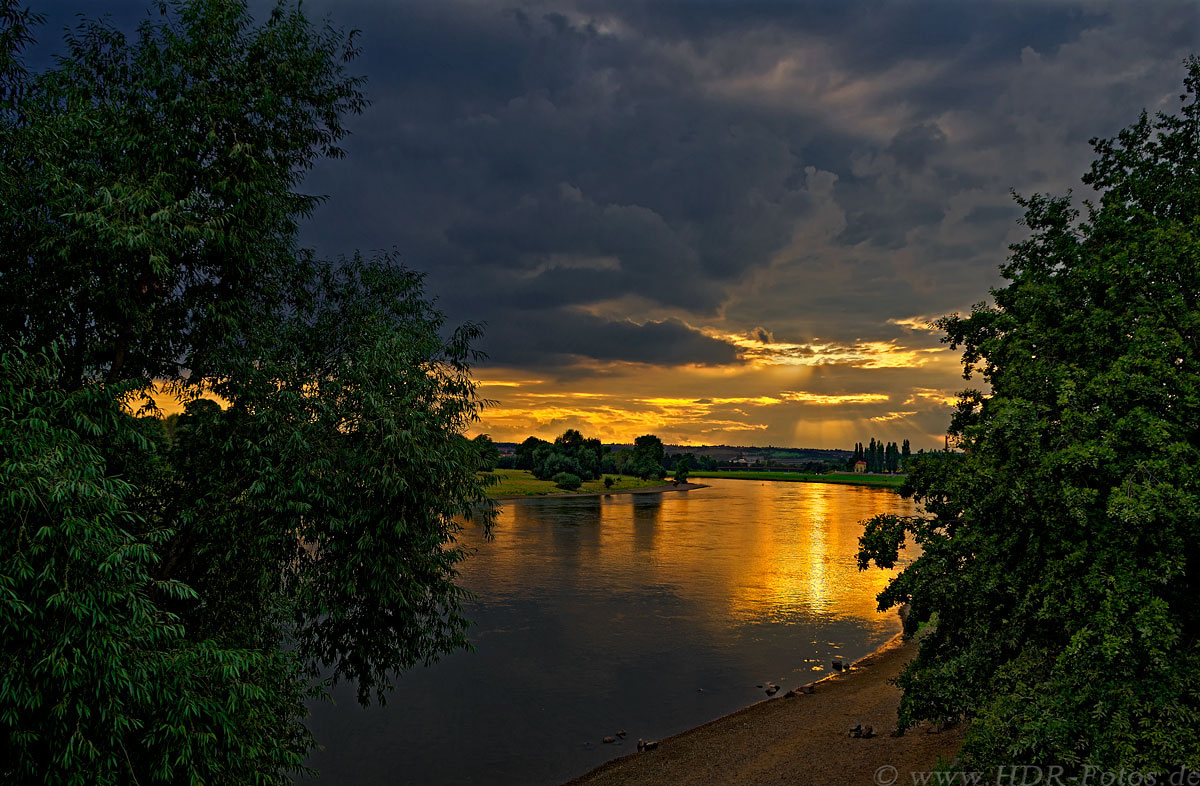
[0, 2, 493, 783]
[859, 59, 1200, 773]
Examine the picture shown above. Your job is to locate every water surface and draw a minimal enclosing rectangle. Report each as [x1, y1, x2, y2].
[304, 478, 916, 785]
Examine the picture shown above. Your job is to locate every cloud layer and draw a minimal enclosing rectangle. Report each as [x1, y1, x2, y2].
[37, 1, 1200, 446]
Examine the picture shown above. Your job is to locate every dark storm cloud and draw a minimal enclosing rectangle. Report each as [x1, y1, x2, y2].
[751, 327, 773, 344]
[579, 0, 1106, 57]
[478, 310, 739, 369]
[285, 0, 843, 366]
[292, 0, 1192, 366]
[887, 123, 948, 172]
[32, 0, 1200, 371]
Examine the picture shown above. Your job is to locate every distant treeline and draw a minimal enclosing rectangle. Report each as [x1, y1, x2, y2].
[478, 433, 936, 476]
[849, 438, 912, 473]
[505, 430, 669, 481]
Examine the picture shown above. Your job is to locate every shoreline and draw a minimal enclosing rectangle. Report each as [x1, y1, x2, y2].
[689, 471, 903, 490]
[491, 482, 709, 501]
[561, 629, 964, 786]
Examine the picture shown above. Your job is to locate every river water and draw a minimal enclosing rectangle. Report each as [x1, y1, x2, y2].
[303, 478, 917, 785]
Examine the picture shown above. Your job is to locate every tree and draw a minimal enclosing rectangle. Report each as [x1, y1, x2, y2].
[0, 2, 494, 782]
[515, 436, 548, 470]
[533, 450, 584, 480]
[901, 439, 911, 470]
[528, 428, 605, 481]
[672, 456, 690, 484]
[628, 434, 667, 480]
[858, 60, 1200, 774]
[885, 441, 899, 473]
[472, 434, 500, 471]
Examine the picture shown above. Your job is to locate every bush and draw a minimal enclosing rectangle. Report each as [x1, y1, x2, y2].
[603, 476, 615, 489]
[552, 472, 582, 490]
[533, 451, 584, 481]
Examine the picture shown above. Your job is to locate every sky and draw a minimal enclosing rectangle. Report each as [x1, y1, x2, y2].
[34, 1, 1200, 448]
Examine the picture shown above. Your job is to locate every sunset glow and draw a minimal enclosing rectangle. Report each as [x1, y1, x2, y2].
[470, 342, 966, 446]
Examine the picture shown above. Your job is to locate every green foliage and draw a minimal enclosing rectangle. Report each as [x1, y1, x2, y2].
[533, 449, 584, 480]
[628, 434, 667, 480]
[472, 434, 501, 471]
[551, 472, 582, 491]
[514, 436, 547, 470]
[0, 0, 366, 386]
[0, 2, 494, 782]
[1, 346, 313, 784]
[603, 475, 615, 489]
[852, 438, 903, 473]
[664, 450, 716, 472]
[528, 428, 606, 481]
[858, 60, 1200, 773]
[672, 457, 690, 484]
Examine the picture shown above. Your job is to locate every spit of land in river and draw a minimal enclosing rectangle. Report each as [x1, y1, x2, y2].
[485, 469, 902, 499]
[485, 469, 695, 498]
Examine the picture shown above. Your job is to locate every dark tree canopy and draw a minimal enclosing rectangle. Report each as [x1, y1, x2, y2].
[672, 456, 690, 484]
[628, 434, 667, 480]
[526, 428, 607, 481]
[472, 433, 501, 471]
[859, 59, 1200, 773]
[0, 1, 493, 782]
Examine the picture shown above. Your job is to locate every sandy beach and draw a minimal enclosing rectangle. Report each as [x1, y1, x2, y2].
[562, 632, 965, 786]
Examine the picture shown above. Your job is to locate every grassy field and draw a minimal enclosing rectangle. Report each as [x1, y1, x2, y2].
[484, 469, 676, 498]
[689, 470, 904, 489]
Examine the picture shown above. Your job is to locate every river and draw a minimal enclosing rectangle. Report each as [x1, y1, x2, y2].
[303, 477, 917, 785]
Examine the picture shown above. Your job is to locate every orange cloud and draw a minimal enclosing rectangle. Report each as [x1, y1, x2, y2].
[887, 315, 940, 331]
[703, 329, 945, 369]
[870, 410, 918, 422]
[780, 391, 890, 405]
[903, 387, 960, 406]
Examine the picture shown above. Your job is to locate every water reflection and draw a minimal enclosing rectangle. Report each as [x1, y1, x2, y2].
[473, 481, 908, 629]
[305, 479, 917, 786]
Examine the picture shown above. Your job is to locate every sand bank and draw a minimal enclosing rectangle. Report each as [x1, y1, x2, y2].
[563, 633, 964, 786]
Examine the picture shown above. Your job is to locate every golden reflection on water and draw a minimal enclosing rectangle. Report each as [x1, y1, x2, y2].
[459, 478, 917, 637]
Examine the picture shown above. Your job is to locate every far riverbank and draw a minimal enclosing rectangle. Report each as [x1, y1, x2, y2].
[690, 470, 904, 489]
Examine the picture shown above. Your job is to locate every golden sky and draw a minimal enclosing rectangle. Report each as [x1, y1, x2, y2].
[469, 321, 966, 448]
